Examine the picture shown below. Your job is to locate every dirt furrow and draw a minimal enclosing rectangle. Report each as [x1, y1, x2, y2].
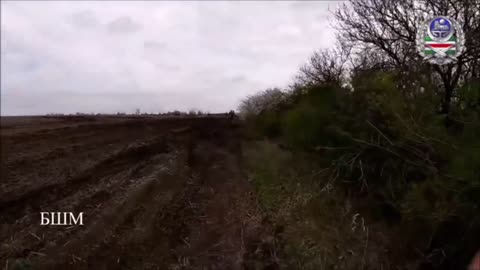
[0, 152, 177, 261]
[1, 117, 278, 270]
[33, 150, 190, 269]
[0, 136, 170, 224]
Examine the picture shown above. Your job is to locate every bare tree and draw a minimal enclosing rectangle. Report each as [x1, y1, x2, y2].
[295, 43, 351, 87]
[334, 0, 480, 113]
[238, 88, 286, 118]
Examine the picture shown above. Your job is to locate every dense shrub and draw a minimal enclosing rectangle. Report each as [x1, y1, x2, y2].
[243, 70, 480, 269]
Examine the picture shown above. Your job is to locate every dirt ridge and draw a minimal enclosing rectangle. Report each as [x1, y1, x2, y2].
[1, 117, 279, 270]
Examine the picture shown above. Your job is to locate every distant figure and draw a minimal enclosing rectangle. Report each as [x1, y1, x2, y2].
[228, 110, 236, 121]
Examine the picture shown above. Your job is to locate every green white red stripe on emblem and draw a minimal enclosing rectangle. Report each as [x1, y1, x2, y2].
[424, 35, 457, 55]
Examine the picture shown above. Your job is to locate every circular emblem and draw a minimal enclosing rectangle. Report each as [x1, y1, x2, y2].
[428, 17, 454, 42]
[416, 16, 465, 65]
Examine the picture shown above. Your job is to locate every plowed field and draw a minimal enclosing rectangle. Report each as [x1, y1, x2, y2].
[0, 116, 278, 270]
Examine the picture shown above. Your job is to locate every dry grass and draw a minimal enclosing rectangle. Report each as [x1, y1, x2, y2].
[244, 141, 398, 269]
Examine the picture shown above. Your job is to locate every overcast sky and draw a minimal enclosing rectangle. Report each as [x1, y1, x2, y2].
[1, 1, 341, 115]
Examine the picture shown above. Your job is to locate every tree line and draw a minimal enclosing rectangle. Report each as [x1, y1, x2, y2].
[240, 0, 479, 269]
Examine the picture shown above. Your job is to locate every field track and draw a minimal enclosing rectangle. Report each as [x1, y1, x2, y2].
[0, 116, 278, 270]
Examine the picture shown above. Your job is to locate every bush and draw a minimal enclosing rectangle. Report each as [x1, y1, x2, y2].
[244, 70, 480, 269]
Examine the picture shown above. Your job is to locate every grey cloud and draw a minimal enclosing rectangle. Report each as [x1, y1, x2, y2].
[1, 1, 340, 115]
[69, 10, 98, 28]
[107, 16, 142, 34]
[231, 75, 247, 83]
[144, 41, 167, 50]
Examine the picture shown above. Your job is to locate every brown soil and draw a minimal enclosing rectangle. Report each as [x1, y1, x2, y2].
[0, 116, 278, 270]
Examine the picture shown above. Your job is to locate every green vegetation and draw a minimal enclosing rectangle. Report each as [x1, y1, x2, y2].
[245, 72, 479, 269]
[241, 1, 480, 268]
